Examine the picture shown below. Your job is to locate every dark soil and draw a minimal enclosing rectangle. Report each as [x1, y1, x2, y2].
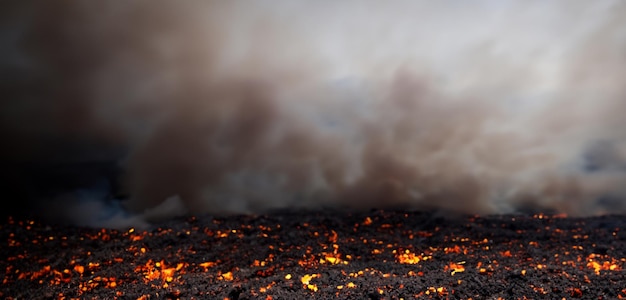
[2, 209, 626, 299]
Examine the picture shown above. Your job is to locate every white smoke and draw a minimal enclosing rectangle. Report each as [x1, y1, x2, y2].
[2, 1, 626, 227]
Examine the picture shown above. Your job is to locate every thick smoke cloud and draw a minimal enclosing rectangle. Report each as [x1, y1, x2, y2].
[2, 1, 626, 228]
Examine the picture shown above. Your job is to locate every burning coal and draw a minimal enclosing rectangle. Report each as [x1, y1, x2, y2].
[1, 1, 626, 228]
[3, 210, 626, 299]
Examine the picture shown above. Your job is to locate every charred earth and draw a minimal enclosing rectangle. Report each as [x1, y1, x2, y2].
[2, 208, 626, 299]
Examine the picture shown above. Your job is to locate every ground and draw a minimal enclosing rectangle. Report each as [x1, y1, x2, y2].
[2, 209, 626, 299]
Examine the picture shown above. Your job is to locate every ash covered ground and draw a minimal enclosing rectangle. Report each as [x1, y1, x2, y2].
[2, 209, 626, 299]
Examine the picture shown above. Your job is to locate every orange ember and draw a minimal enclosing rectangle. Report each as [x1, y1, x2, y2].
[2, 210, 626, 299]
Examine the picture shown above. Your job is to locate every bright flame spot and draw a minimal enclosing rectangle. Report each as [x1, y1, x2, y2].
[396, 249, 431, 264]
[199, 261, 217, 269]
[221, 271, 233, 281]
[444, 245, 461, 254]
[301, 274, 316, 285]
[447, 262, 465, 275]
[586, 254, 622, 275]
[425, 287, 448, 296]
[73, 265, 84, 274]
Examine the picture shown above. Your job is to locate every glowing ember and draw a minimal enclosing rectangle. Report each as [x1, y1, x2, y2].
[395, 249, 431, 264]
[2, 210, 626, 298]
[446, 262, 466, 275]
[301, 274, 320, 292]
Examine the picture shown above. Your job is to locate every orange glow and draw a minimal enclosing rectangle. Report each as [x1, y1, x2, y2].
[586, 253, 621, 275]
[73, 265, 84, 274]
[426, 286, 448, 296]
[444, 245, 461, 254]
[446, 262, 466, 275]
[300, 274, 320, 292]
[199, 261, 217, 269]
[395, 249, 431, 264]
[4, 211, 626, 298]
[220, 271, 233, 281]
[134, 259, 186, 285]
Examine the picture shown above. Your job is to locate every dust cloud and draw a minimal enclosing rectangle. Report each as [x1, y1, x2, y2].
[2, 1, 626, 227]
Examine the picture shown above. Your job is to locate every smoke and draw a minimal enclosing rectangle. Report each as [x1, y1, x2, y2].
[2, 1, 626, 228]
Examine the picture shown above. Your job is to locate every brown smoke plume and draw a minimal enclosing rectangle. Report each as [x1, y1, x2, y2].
[2, 1, 626, 226]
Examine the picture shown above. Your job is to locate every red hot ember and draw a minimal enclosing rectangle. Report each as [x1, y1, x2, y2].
[2, 209, 626, 299]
